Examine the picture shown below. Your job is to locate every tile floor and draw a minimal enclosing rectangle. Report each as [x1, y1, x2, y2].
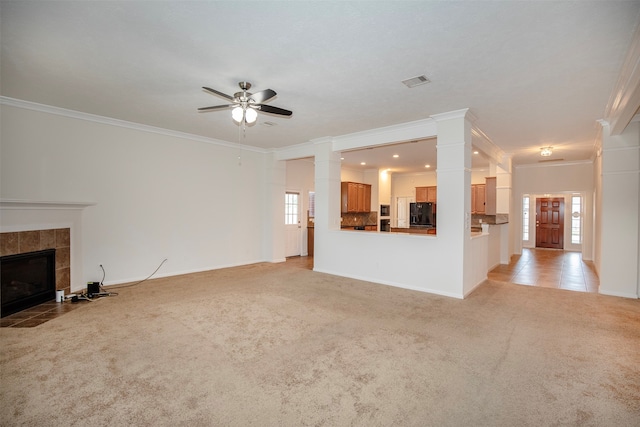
[0, 300, 85, 328]
[488, 248, 599, 293]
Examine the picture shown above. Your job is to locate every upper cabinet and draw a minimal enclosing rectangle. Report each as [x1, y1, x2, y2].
[471, 184, 486, 214]
[341, 182, 372, 213]
[416, 186, 437, 203]
[471, 177, 496, 215]
[484, 177, 496, 215]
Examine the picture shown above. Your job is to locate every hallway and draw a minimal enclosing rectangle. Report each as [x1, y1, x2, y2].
[488, 248, 599, 293]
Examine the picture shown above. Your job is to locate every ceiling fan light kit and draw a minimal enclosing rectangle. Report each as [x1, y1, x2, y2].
[199, 81, 292, 126]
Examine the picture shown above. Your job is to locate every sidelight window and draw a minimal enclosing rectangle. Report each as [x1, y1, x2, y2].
[571, 195, 581, 244]
[522, 196, 530, 241]
[308, 191, 315, 218]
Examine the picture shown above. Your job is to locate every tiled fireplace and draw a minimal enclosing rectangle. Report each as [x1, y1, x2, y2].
[1, 228, 71, 295]
[0, 199, 94, 313]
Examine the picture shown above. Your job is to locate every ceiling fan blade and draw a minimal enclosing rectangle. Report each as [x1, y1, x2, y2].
[250, 89, 276, 104]
[256, 104, 292, 116]
[202, 87, 235, 101]
[198, 104, 235, 112]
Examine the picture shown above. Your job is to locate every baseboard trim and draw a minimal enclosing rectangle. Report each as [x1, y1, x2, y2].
[598, 288, 639, 299]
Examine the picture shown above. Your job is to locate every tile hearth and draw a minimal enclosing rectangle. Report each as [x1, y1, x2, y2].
[1, 300, 84, 328]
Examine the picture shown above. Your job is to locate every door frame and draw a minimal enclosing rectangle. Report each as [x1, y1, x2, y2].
[519, 192, 590, 257]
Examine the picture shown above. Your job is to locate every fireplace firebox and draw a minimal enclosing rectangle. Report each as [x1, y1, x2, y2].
[1, 249, 56, 317]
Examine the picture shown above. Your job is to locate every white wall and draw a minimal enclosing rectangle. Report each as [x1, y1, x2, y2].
[471, 168, 491, 185]
[391, 171, 437, 198]
[340, 167, 364, 183]
[1, 104, 272, 289]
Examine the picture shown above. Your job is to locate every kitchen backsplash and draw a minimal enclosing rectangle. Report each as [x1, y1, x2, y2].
[341, 212, 378, 227]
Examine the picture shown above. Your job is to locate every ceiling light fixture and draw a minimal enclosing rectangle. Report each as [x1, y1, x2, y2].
[200, 82, 292, 127]
[232, 105, 257, 124]
[540, 146, 553, 157]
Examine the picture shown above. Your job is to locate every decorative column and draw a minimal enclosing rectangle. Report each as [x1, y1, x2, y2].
[598, 120, 640, 298]
[263, 152, 287, 263]
[312, 138, 341, 269]
[431, 109, 473, 296]
[496, 154, 513, 263]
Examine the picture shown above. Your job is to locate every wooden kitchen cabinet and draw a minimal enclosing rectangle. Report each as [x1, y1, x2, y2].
[416, 187, 428, 202]
[484, 177, 496, 215]
[416, 186, 437, 203]
[307, 227, 314, 256]
[471, 184, 486, 214]
[426, 186, 437, 203]
[471, 177, 496, 215]
[341, 182, 372, 213]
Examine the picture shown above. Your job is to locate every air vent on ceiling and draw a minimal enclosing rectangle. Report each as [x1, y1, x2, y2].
[402, 75, 431, 88]
[261, 121, 277, 127]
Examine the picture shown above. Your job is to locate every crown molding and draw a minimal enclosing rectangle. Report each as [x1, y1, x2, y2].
[332, 118, 437, 153]
[0, 96, 267, 154]
[604, 20, 640, 135]
[514, 159, 593, 169]
[430, 108, 470, 122]
[471, 126, 505, 166]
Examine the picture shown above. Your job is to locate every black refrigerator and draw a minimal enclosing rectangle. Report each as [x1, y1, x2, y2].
[410, 202, 435, 227]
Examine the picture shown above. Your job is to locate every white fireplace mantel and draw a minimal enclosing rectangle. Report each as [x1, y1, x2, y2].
[0, 199, 96, 210]
[1, 199, 95, 293]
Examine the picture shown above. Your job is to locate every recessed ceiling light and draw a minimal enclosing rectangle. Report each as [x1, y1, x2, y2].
[473, 151, 479, 155]
[425, 164, 431, 168]
[340, 157, 344, 160]
[393, 154, 399, 158]
[360, 162, 366, 166]
[402, 75, 431, 88]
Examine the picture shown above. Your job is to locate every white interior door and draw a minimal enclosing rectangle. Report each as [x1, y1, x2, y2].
[396, 197, 411, 228]
[285, 192, 301, 257]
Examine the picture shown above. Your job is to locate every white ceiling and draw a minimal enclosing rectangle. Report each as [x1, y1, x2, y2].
[2, 1, 639, 173]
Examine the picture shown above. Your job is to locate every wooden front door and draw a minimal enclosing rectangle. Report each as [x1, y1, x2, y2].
[536, 197, 564, 249]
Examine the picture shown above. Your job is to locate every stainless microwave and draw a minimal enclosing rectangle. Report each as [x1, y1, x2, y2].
[380, 204, 390, 217]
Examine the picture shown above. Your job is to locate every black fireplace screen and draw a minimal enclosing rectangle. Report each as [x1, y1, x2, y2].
[1, 249, 56, 317]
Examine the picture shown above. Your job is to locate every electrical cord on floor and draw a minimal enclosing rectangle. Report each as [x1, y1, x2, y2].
[105, 258, 168, 290]
[98, 264, 118, 296]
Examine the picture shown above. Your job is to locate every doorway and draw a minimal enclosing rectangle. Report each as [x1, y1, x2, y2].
[396, 196, 411, 228]
[285, 191, 302, 256]
[536, 197, 564, 249]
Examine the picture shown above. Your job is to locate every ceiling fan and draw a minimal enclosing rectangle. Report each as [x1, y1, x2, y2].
[198, 81, 292, 124]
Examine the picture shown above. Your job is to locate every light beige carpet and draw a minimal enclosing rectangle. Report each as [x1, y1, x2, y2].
[1, 259, 639, 426]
